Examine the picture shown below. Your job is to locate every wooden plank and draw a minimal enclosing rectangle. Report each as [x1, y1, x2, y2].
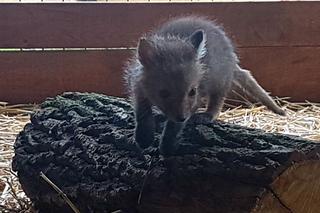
[0, 2, 320, 48]
[239, 47, 320, 103]
[0, 50, 132, 103]
[0, 46, 319, 104]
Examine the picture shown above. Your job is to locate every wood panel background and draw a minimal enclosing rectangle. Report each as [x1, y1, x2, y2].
[0, 50, 131, 103]
[1, 2, 320, 48]
[0, 2, 319, 103]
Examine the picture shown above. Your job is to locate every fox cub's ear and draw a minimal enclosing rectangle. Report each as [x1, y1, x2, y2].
[189, 30, 207, 59]
[138, 38, 155, 67]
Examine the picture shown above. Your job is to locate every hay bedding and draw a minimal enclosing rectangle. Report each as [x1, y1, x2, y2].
[0, 98, 319, 212]
[0, 103, 34, 212]
[221, 99, 320, 141]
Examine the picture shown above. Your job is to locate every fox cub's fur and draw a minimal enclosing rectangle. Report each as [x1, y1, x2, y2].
[124, 16, 285, 155]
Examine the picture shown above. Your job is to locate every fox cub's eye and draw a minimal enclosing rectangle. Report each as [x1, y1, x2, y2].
[159, 89, 171, 99]
[188, 88, 197, 97]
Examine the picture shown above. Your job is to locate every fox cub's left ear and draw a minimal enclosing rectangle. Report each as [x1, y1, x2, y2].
[188, 30, 207, 60]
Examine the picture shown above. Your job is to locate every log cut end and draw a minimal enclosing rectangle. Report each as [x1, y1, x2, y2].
[254, 161, 320, 213]
[12, 92, 320, 213]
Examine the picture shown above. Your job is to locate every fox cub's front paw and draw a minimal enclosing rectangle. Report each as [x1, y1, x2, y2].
[135, 125, 154, 149]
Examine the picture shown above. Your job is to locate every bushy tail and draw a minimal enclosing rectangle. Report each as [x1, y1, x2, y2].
[233, 65, 286, 116]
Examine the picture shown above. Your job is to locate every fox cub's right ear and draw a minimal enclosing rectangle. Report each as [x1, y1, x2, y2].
[138, 38, 155, 66]
[189, 30, 207, 59]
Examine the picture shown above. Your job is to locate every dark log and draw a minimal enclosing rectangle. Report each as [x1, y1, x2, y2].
[12, 92, 320, 213]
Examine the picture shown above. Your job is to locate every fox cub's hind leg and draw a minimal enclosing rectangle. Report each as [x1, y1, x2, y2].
[134, 95, 155, 149]
[234, 65, 286, 116]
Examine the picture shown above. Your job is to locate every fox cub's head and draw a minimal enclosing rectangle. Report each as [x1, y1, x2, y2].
[138, 30, 206, 122]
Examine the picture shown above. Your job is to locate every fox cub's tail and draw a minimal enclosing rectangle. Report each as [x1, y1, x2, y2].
[233, 65, 286, 116]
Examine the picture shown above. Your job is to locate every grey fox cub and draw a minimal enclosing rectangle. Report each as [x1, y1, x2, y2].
[124, 16, 285, 155]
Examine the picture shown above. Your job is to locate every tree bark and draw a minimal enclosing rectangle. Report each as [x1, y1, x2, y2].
[12, 92, 320, 213]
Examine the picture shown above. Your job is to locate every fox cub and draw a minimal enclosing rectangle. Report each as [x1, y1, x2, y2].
[124, 16, 285, 156]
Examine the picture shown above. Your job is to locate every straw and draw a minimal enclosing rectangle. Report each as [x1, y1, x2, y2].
[0, 103, 34, 212]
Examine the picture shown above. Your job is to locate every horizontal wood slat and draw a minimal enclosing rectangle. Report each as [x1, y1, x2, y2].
[0, 47, 319, 104]
[0, 50, 132, 103]
[239, 47, 320, 103]
[0, 2, 319, 48]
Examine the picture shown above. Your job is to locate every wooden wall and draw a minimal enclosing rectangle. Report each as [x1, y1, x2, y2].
[0, 2, 319, 103]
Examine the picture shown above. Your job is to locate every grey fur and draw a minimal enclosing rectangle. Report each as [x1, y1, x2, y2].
[124, 16, 285, 155]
